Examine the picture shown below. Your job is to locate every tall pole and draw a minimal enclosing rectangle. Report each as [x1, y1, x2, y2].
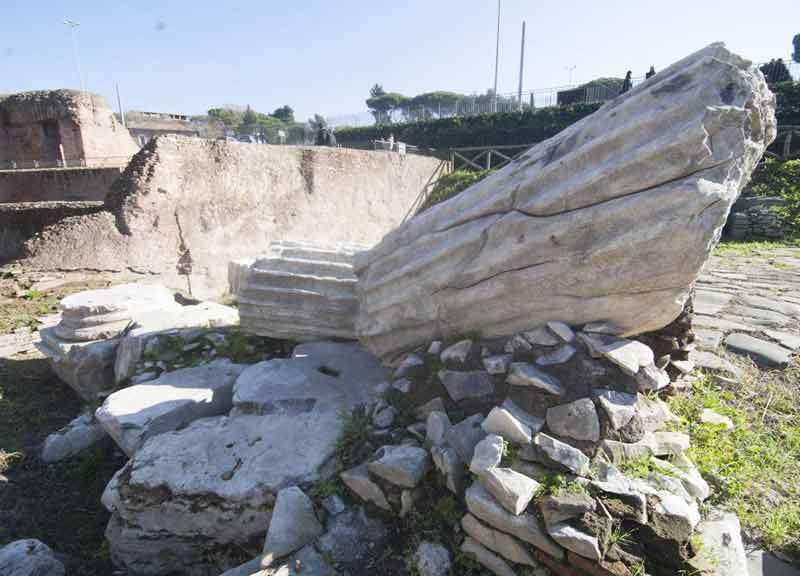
[518, 20, 526, 110]
[493, 0, 500, 113]
[115, 83, 126, 128]
[64, 19, 85, 93]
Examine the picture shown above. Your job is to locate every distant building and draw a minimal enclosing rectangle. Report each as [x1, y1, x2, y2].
[0, 89, 138, 169]
[124, 111, 200, 147]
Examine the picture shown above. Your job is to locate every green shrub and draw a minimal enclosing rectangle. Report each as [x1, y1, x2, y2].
[419, 169, 493, 212]
[745, 157, 800, 233]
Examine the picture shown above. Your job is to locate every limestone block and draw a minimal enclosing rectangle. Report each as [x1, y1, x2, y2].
[262, 487, 322, 565]
[461, 513, 538, 566]
[40, 411, 108, 463]
[354, 44, 776, 361]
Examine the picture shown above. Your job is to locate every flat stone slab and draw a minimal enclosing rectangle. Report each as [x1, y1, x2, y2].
[689, 350, 742, 378]
[689, 511, 747, 576]
[724, 333, 793, 368]
[96, 359, 246, 456]
[41, 411, 108, 463]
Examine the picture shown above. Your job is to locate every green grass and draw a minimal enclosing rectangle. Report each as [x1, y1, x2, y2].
[714, 239, 800, 258]
[668, 367, 800, 559]
[534, 473, 589, 501]
[618, 454, 678, 480]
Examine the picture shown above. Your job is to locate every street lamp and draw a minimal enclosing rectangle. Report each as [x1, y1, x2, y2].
[63, 19, 85, 93]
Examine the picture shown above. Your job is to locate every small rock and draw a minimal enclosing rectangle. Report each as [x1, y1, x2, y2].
[262, 486, 323, 565]
[426, 411, 452, 445]
[501, 398, 545, 435]
[461, 536, 516, 576]
[130, 371, 158, 384]
[481, 407, 532, 444]
[546, 398, 600, 443]
[461, 513, 538, 566]
[414, 541, 451, 576]
[671, 360, 695, 374]
[529, 434, 590, 476]
[593, 389, 638, 431]
[504, 334, 533, 354]
[649, 491, 701, 541]
[483, 354, 512, 375]
[321, 495, 346, 516]
[597, 338, 655, 375]
[444, 414, 486, 464]
[40, 411, 107, 463]
[547, 321, 575, 343]
[427, 341, 443, 355]
[0, 539, 65, 576]
[368, 445, 431, 488]
[415, 397, 447, 420]
[470, 434, 504, 475]
[340, 464, 391, 511]
[372, 405, 397, 429]
[392, 378, 412, 394]
[506, 363, 564, 395]
[317, 506, 388, 564]
[548, 522, 602, 561]
[523, 326, 562, 347]
[478, 467, 540, 515]
[535, 345, 576, 366]
[539, 493, 597, 526]
[394, 353, 425, 379]
[432, 445, 466, 494]
[438, 370, 494, 402]
[725, 333, 793, 368]
[635, 363, 671, 391]
[440, 339, 473, 365]
[400, 489, 421, 518]
[700, 408, 734, 430]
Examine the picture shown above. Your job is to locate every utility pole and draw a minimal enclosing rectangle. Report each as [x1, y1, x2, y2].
[115, 83, 126, 128]
[64, 19, 85, 93]
[493, 0, 501, 113]
[517, 20, 526, 110]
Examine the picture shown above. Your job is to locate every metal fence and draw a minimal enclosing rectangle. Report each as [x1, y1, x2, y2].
[327, 57, 800, 129]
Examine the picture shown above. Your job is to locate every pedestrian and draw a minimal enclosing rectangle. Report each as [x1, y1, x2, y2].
[646, 66, 656, 79]
[621, 71, 633, 93]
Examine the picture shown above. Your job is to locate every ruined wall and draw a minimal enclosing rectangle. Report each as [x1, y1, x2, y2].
[16, 136, 444, 298]
[0, 90, 138, 167]
[0, 167, 122, 203]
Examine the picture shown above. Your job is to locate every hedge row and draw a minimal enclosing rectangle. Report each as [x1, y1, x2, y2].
[336, 81, 800, 150]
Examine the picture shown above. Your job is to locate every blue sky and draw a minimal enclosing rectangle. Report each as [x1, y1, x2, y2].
[1, 0, 798, 122]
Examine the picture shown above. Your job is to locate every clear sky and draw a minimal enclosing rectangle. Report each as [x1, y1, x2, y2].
[1, 0, 797, 122]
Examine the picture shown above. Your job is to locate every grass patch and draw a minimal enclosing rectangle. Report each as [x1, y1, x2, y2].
[419, 170, 494, 213]
[334, 406, 372, 470]
[714, 239, 800, 258]
[534, 473, 589, 501]
[618, 455, 678, 480]
[668, 366, 800, 560]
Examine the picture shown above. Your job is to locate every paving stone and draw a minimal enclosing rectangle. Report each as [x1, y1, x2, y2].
[694, 290, 734, 315]
[724, 332, 793, 368]
[689, 350, 742, 377]
[739, 294, 800, 318]
[506, 363, 564, 395]
[693, 315, 753, 332]
[764, 329, 800, 351]
[694, 329, 724, 350]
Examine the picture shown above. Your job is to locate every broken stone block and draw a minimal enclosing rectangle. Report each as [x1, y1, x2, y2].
[95, 360, 246, 456]
[426, 411, 451, 445]
[539, 493, 597, 527]
[438, 370, 494, 402]
[460, 536, 516, 576]
[501, 397, 545, 436]
[526, 434, 590, 476]
[394, 353, 424, 379]
[340, 464, 391, 511]
[415, 397, 446, 420]
[431, 445, 465, 495]
[596, 338, 655, 375]
[547, 522, 602, 562]
[546, 398, 600, 443]
[238, 241, 364, 341]
[689, 511, 748, 576]
[524, 326, 562, 347]
[483, 354, 512, 375]
[507, 363, 564, 395]
[477, 467, 539, 515]
[40, 411, 108, 463]
[440, 339, 473, 365]
[470, 434, 504, 475]
[547, 321, 575, 343]
[368, 445, 431, 488]
[262, 486, 322, 565]
[535, 344, 577, 366]
[593, 388, 638, 430]
[649, 491, 701, 541]
[481, 406, 532, 444]
[461, 513, 538, 566]
[444, 414, 486, 464]
[227, 257, 255, 297]
[465, 481, 564, 559]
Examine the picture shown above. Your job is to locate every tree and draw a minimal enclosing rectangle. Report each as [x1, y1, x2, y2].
[308, 114, 327, 132]
[207, 107, 243, 127]
[760, 59, 792, 84]
[366, 92, 407, 124]
[242, 105, 258, 126]
[271, 105, 294, 123]
[793, 34, 800, 64]
[370, 84, 386, 98]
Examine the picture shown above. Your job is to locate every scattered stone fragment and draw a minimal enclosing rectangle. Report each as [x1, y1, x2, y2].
[414, 541, 451, 576]
[546, 398, 600, 442]
[547, 522, 602, 562]
[529, 434, 590, 476]
[725, 333, 793, 368]
[478, 467, 539, 515]
[40, 411, 107, 463]
[462, 513, 538, 566]
[415, 397, 446, 420]
[636, 395, 677, 432]
[438, 370, 494, 401]
[372, 405, 397, 429]
[689, 350, 742, 378]
[700, 408, 734, 430]
[671, 360, 695, 374]
[400, 488, 420, 518]
[368, 445, 431, 488]
[426, 411, 452, 445]
[694, 329, 724, 351]
[392, 378, 412, 394]
[507, 363, 564, 395]
[394, 353, 424, 379]
[671, 453, 712, 501]
[523, 326, 562, 347]
[634, 363, 671, 391]
[316, 506, 388, 564]
[536, 345, 577, 366]
[600, 431, 690, 463]
[262, 487, 322, 565]
[547, 321, 575, 342]
[0, 539, 65, 576]
[501, 398, 545, 435]
[649, 491, 701, 541]
[481, 406, 532, 444]
[483, 354, 512, 375]
[461, 536, 516, 576]
[321, 495, 346, 517]
[431, 445, 465, 495]
[539, 493, 597, 527]
[597, 338, 654, 375]
[593, 389, 637, 430]
[427, 341, 443, 355]
[341, 464, 391, 511]
[440, 339, 473, 365]
[444, 414, 486, 464]
[470, 434, 504, 475]
[465, 482, 564, 559]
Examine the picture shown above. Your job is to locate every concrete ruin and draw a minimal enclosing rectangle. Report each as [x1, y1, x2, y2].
[11, 136, 443, 298]
[0, 90, 137, 168]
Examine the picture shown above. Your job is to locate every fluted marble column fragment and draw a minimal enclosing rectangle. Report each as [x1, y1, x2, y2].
[355, 44, 776, 361]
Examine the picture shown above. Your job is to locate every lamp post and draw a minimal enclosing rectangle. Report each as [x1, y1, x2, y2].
[64, 19, 85, 93]
[492, 0, 500, 113]
[565, 65, 577, 86]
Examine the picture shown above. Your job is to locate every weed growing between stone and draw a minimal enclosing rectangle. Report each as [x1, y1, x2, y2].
[668, 364, 800, 560]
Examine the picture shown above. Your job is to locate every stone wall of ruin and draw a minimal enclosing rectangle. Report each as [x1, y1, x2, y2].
[0, 167, 122, 203]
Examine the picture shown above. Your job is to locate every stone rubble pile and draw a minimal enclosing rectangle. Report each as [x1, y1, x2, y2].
[237, 241, 367, 342]
[335, 322, 728, 576]
[354, 42, 776, 362]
